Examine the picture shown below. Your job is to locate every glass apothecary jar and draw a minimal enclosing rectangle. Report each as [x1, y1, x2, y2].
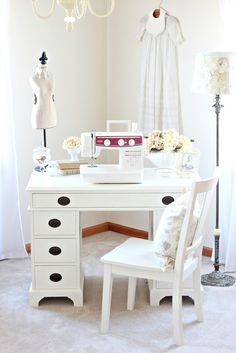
[33, 146, 51, 172]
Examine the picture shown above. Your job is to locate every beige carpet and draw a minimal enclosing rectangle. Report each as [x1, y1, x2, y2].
[0, 232, 236, 353]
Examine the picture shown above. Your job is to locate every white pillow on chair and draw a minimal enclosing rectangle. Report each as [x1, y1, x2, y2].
[154, 193, 200, 271]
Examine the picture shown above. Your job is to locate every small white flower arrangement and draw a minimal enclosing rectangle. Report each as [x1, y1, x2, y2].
[62, 136, 81, 150]
[146, 129, 193, 153]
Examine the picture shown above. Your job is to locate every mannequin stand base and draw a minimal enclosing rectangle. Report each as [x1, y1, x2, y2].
[201, 271, 235, 287]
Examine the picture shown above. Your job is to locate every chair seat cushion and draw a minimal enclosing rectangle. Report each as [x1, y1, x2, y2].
[154, 193, 200, 271]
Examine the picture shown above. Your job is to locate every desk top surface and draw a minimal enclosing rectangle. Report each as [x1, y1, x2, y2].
[27, 169, 197, 193]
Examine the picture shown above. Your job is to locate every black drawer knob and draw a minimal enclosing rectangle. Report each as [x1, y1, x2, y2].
[49, 246, 62, 256]
[162, 196, 175, 205]
[49, 273, 62, 282]
[57, 196, 70, 206]
[48, 219, 61, 228]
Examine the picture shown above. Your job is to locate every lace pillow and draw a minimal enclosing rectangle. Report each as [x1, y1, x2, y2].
[154, 193, 200, 271]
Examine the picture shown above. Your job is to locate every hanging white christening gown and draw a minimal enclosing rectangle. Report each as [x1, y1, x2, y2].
[138, 12, 185, 136]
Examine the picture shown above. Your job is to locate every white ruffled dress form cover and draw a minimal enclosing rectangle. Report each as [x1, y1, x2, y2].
[138, 12, 185, 136]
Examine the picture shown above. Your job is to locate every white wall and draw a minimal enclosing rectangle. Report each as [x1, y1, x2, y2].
[106, 0, 223, 246]
[9, 0, 108, 243]
[9, 0, 223, 247]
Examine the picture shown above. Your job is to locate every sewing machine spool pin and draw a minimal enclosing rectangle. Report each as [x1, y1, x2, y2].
[88, 130, 97, 168]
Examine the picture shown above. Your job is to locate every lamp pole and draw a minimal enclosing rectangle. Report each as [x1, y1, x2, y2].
[213, 95, 221, 272]
[201, 95, 235, 286]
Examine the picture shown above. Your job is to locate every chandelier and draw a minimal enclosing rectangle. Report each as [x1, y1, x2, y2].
[32, 0, 115, 32]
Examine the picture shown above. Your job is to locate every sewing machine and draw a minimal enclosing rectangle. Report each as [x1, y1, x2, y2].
[80, 131, 144, 183]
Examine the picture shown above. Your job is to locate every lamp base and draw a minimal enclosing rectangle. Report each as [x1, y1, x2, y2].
[201, 271, 235, 287]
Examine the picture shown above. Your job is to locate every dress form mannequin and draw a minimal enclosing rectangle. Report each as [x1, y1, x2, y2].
[30, 52, 57, 146]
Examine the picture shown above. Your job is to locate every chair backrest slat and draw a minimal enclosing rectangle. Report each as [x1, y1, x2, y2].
[175, 174, 218, 275]
[185, 236, 203, 257]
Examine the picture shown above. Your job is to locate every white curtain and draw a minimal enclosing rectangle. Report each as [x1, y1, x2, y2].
[219, 0, 236, 271]
[0, 1, 27, 259]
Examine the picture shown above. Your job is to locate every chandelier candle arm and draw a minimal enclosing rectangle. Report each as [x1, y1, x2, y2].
[32, 0, 115, 30]
[87, 0, 115, 18]
[74, 0, 88, 19]
[32, 0, 56, 19]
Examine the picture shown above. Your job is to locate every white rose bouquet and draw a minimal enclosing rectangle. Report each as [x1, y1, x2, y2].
[146, 129, 193, 153]
[62, 136, 81, 149]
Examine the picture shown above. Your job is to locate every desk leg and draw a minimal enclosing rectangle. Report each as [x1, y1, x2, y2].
[148, 211, 153, 240]
[148, 210, 169, 306]
[67, 211, 84, 306]
[148, 210, 158, 240]
[73, 210, 84, 307]
[148, 210, 158, 306]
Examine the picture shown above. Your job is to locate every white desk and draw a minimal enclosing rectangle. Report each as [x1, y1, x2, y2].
[27, 168, 195, 307]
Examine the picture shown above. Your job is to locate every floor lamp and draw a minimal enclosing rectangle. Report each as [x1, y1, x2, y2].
[192, 51, 236, 287]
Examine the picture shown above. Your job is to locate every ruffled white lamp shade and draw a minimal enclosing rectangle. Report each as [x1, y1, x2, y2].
[192, 52, 236, 95]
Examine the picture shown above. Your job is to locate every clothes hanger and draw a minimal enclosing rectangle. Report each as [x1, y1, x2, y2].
[153, 0, 169, 17]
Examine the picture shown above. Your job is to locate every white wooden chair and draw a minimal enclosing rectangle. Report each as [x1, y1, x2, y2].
[100, 176, 218, 345]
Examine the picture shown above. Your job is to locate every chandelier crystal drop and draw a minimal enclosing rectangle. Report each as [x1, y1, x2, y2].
[32, 0, 115, 32]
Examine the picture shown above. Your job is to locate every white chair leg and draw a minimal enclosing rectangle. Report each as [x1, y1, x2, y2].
[101, 264, 113, 333]
[127, 277, 137, 311]
[149, 280, 161, 306]
[172, 282, 183, 346]
[193, 264, 204, 322]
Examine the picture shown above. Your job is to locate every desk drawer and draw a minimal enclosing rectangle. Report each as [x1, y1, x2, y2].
[33, 211, 76, 235]
[34, 238, 76, 263]
[32, 193, 180, 209]
[33, 194, 75, 208]
[35, 265, 77, 289]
